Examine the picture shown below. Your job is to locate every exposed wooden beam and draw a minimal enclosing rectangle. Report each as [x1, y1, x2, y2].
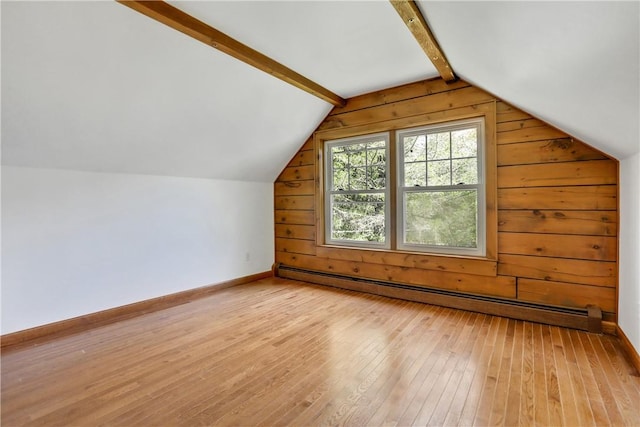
[117, 1, 346, 107]
[390, 0, 456, 82]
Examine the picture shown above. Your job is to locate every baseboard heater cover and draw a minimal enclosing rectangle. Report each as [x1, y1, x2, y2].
[275, 264, 602, 333]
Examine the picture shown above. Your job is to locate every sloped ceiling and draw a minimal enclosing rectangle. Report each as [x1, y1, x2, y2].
[420, 1, 639, 160]
[2, 1, 638, 183]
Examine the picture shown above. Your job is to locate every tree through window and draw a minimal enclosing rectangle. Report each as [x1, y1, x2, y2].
[324, 117, 485, 256]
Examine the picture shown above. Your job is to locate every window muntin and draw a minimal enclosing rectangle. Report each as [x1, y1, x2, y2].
[397, 118, 485, 256]
[325, 133, 390, 248]
[323, 118, 486, 257]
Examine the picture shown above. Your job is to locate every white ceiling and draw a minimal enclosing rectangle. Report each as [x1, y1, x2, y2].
[420, 1, 639, 160]
[2, 1, 638, 182]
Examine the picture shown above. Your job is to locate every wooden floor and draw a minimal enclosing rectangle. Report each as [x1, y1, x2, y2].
[2, 278, 639, 426]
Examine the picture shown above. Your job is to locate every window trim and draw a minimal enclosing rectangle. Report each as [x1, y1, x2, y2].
[324, 132, 391, 249]
[315, 102, 497, 263]
[396, 117, 486, 256]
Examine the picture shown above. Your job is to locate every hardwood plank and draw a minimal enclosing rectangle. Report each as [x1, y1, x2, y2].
[541, 325, 563, 424]
[497, 160, 617, 188]
[276, 164, 315, 182]
[456, 316, 502, 425]
[497, 121, 567, 144]
[2, 278, 639, 426]
[285, 149, 315, 168]
[569, 329, 610, 425]
[498, 232, 617, 261]
[274, 210, 315, 225]
[390, 0, 456, 81]
[274, 195, 314, 211]
[560, 328, 598, 426]
[498, 209, 617, 236]
[518, 278, 617, 313]
[496, 101, 531, 123]
[498, 185, 617, 210]
[276, 251, 516, 297]
[550, 327, 581, 426]
[273, 180, 314, 196]
[503, 322, 525, 426]
[498, 254, 616, 288]
[274, 224, 315, 240]
[578, 333, 627, 425]
[518, 322, 535, 426]
[275, 237, 316, 256]
[497, 138, 609, 166]
[532, 323, 551, 425]
[319, 86, 494, 131]
[329, 78, 470, 116]
[315, 245, 497, 277]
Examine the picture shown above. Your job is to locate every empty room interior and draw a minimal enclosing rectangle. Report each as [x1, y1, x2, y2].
[2, 1, 639, 426]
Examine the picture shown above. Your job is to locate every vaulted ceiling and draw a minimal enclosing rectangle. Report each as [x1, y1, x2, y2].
[2, 1, 638, 182]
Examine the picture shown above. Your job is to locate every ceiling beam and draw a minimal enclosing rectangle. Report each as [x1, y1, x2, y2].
[117, 1, 346, 107]
[390, 0, 456, 82]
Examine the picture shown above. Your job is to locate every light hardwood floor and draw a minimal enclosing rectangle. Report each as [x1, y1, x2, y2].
[2, 277, 639, 426]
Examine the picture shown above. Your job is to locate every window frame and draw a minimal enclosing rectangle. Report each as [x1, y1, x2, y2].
[396, 118, 486, 256]
[315, 104, 497, 264]
[324, 132, 391, 249]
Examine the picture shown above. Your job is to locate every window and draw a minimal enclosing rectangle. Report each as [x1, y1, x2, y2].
[397, 118, 485, 256]
[323, 118, 486, 257]
[324, 133, 390, 248]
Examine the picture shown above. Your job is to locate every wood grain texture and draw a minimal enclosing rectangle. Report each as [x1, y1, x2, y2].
[275, 77, 619, 320]
[518, 278, 617, 313]
[315, 245, 497, 277]
[390, 0, 456, 81]
[498, 185, 617, 210]
[498, 159, 617, 188]
[3, 278, 638, 426]
[498, 232, 617, 261]
[497, 138, 609, 166]
[498, 254, 616, 287]
[276, 252, 515, 298]
[117, 1, 345, 106]
[498, 209, 617, 236]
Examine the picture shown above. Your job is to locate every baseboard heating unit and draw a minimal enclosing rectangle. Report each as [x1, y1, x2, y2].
[275, 264, 602, 334]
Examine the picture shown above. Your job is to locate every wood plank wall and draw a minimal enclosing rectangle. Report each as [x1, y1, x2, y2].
[274, 78, 618, 320]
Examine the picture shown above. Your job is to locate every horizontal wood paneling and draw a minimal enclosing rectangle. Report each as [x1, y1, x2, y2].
[274, 180, 314, 196]
[277, 165, 315, 182]
[315, 246, 497, 277]
[276, 252, 516, 298]
[319, 86, 494, 131]
[275, 78, 619, 318]
[328, 78, 471, 116]
[274, 195, 314, 211]
[275, 238, 316, 256]
[498, 160, 617, 188]
[497, 138, 608, 166]
[274, 210, 314, 225]
[498, 186, 617, 210]
[274, 224, 315, 240]
[498, 254, 616, 288]
[498, 232, 616, 261]
[497, 121, 567, 144]
[498, 210, 617, 236]
[518, 278, 616, 313]
[496, 101, 532, 122]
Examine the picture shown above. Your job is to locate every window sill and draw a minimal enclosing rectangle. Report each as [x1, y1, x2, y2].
[316, 245, 497, 277]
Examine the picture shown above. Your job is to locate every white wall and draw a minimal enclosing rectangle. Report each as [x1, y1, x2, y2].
[1, 166, 274, 334]
[619, 152, 640, 354]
